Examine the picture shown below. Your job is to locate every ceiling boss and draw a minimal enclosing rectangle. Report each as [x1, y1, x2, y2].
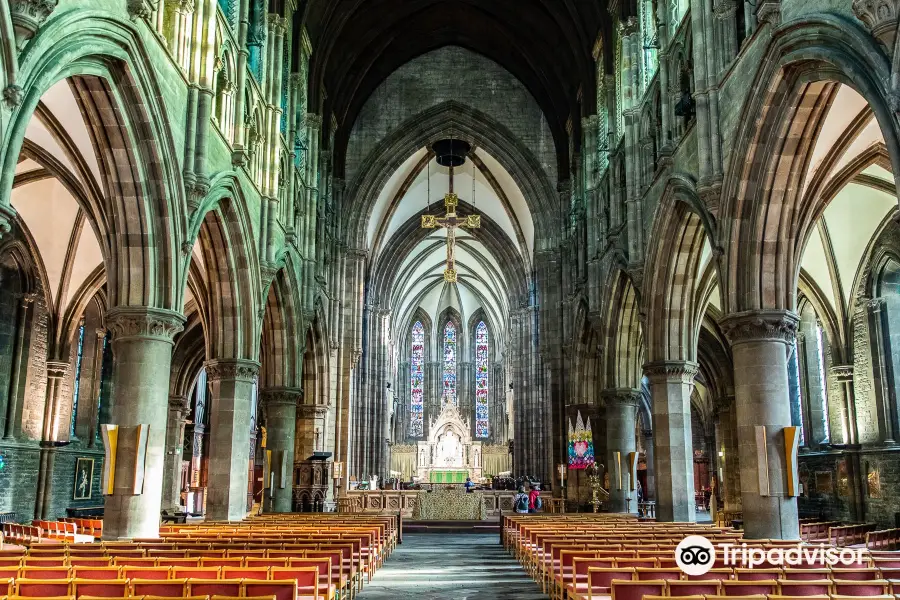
[421, 139, 481, 283]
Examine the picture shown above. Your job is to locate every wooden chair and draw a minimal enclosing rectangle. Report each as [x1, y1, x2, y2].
[156, 558, 200, 568]
[831, 579, 890, 596]
[221, 567, 269, 581]
[780, 568, 830, 580]
[18, 568, 71, 581]
[71, 578, 129, 598]
[666, 579, 722, 596]
[69, 568, 121, 581]
[199, 558, 242, 569]
[172, 567, 222, 580]
[720, 580, 778, 596]
[777, 579, 833, 596]
[14, 578, 74, 597]
[121, 566, 173, 581]
[242, 580, 300, 600]
[187, 578, 242, 598]
[66, 559, 111, 569]
[609, 579, 666, 600]
[130, 578, 189, 597]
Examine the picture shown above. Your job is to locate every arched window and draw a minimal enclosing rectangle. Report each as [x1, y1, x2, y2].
[640, 0, 658, 91]
[597, 60, 609, 174]
[475, 321, 489, 438]
[442, 321, 457, 406]
[95, 331, 111, 442]
[788, 340, 806, 446]
[70, 320, 86, 438]
[615, 39, 625, 139]
[410, 321, 425, 437]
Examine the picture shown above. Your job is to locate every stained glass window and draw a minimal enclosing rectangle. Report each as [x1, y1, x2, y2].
[442, 321, 457, 406]
[410, 321, 425, 437]
[70, 321, 85, 437]
[475, 321, 489, 438]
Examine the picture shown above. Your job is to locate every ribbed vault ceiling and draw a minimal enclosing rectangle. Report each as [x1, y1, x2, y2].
[373, 146, 532, 350]
[300, 0, 608, 175]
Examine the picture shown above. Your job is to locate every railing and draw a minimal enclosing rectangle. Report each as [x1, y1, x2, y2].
[866, 528, 900, 550]
[828, 523, 877, 547]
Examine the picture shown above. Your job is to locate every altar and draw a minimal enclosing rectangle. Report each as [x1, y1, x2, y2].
[412, 488, 487, 520]
[416, 404, 482, 481]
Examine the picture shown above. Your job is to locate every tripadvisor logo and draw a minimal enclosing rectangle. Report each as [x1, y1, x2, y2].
[675, 535, 868, 576]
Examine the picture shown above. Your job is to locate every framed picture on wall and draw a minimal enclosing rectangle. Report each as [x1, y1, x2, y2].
[74, 457, 94, 500]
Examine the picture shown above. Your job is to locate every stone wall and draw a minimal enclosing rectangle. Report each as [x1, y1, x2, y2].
[345, 46, 557, 186]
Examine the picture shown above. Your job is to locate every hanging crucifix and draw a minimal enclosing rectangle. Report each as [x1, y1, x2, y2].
[421, 139, 480, 283]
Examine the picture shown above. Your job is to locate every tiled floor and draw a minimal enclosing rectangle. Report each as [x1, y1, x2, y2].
[357, 533, 548, 600]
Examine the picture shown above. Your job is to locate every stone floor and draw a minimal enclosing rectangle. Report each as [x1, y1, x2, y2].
[357, 533, 548, 600]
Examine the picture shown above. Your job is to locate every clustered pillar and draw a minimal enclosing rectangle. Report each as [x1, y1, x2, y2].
[261, 387, 301, 513]
[644, 361, 698, 523]
[162, 395, 189, 512]
[205, 359, 260, 522]
[603, 389, 639, 513]
[721, 310, 800, 540]
[103, 307, 185, 540]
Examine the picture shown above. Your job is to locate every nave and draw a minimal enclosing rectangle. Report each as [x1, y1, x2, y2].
[356, 533, 545, 600]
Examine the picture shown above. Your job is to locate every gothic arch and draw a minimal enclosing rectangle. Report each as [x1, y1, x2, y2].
[643, 174, 719, 363]
[259, 259, 303, 389]
[602, 270, 644, 390]
[719, 17, 900, 314]
[190, 174, 261, 362]
[342, 101, 559, 248]
[1, 13, 188, 310]
[301, 306, 330, 407]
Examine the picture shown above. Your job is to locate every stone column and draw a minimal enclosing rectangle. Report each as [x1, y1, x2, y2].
[642, 429, 655, 501]
[261, 387, 301, 513]
[829, 365, 856, 445]
[717, 398, 742, 512]
[103, 307, 184, 539]
[205, 358, 260, 521]
[603, 389, 639, 513]
[3, 293, 33, 439]
[162, 395, 189, 512]
[721, 310, 799, 540]
[644, 361, 698, 522]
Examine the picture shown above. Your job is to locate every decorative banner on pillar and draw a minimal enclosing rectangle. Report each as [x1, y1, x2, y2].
[132, 424, 149, 495]
[755, 425, 769, 496]
[100, 424, 149, 495]
[567, 411, 595, 469]
[783, 426, 800, 497]
[626, 451, 638, 492]
[100, 424, 118, 495]
[613, 451, 622, 490]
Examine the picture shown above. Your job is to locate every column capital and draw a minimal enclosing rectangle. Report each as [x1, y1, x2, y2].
[643, 360, 699, 383]
[601, 388, 642, 407]
[204, 358, 260, 382]
[260, 386, 303, 407]
[107, 307, 185, 343]
[830, 364, 854, 382]
[720, 309, 799, 347]
[297, 403, 328, 418]
[168, 395, 190, 411]
[46, 360, 68, 379]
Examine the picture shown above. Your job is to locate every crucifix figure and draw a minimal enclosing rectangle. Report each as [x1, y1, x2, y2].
[421, 163, 481, 282]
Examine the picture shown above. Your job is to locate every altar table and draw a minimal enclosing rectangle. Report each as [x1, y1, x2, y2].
[413, 488, 487, 520]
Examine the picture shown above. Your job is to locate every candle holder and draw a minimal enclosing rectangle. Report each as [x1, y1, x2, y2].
[588, 462, 603, 513]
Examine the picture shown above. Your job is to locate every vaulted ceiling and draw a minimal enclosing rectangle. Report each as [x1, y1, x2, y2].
[299, 0, 608, 175]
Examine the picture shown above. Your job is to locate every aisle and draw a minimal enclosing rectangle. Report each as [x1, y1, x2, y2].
[357, 533, 547, 600]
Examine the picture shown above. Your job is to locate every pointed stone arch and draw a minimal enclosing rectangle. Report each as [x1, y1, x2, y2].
[190, 173, 261, 362]
[643, 174, 719, 363]
[718, 17, 900, 313]
[1, 14, 188, 310]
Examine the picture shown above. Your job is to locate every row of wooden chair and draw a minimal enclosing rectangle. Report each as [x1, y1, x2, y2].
[1, 575, 319, 600]
[0, 596, 278, 600]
